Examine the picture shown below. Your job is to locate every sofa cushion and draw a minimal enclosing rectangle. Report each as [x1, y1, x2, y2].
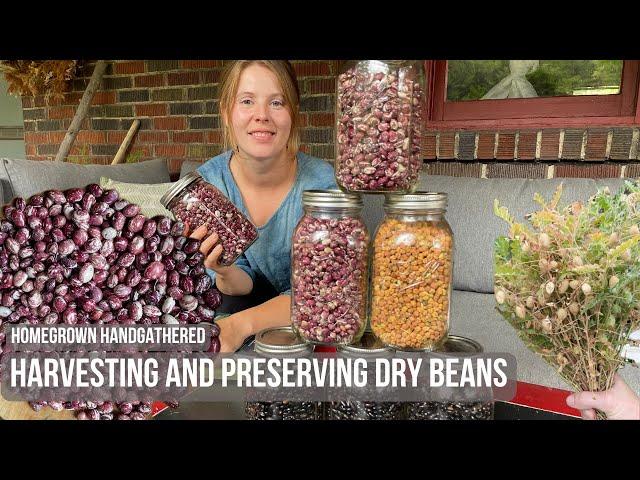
[0, 157, 172, 204]
[180, 160, 201, 178]
[99, 177, 175, 219]
[360, 170, 628, 294]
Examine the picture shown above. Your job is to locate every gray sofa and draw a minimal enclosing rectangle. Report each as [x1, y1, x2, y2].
[2, 156, 639, 396]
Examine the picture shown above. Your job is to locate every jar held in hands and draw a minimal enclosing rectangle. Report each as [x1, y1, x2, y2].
[160, 172, 258, 266]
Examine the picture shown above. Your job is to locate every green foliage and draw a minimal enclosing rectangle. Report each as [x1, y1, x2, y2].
[493, 180, 640, 397]
[447, 60, 623, 100]
[125, 150, 144, 163]
[447, 60, 509, 100]
[67, 144, 91, 164]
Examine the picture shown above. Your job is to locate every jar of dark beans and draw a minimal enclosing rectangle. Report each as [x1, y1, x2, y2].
[405, 335, 494, 420]
[291, 190, 369, 346]
[245, 326, 322, 420]
[328, 331, 403, 420]
[160, 171, 258, 266]
[335, 60, 425, 193]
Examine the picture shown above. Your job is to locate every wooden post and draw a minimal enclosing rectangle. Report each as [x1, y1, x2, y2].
[54, 60, 108, 162]
[111, 119, 140, 165]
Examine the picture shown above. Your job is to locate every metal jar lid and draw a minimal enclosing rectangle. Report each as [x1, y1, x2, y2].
[302, 189, 363, 209]
[337, 331, 393, 356]
[159, 171, 202, 209]
[254, 326, 313, 356]
[438, 335, 483, 354]
[384, 191, 448, 211]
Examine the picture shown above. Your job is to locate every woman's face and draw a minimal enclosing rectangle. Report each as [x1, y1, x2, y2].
[230, 63, 292, 161]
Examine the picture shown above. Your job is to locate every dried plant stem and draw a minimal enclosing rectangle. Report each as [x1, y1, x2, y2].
[55, 61, 107, 163]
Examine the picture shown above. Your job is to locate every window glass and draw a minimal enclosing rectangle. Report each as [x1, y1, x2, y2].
[446, 60, 623, 101]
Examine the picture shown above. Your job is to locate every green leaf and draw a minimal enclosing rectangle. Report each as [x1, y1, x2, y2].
[494, 236, 512, 260]
[494, 199, 514, 226]
[533, 192, 546, 208]
[608, 237, 640, 260]
[549, 183, 564, 210]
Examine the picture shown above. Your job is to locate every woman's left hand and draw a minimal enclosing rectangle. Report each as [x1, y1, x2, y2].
[566, 374, 640, 420]
[216, 314, 253, 353]
[187, 224, 232, 275]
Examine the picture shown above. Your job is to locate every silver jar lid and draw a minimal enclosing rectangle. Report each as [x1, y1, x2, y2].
[384, 191, 447, 211]
[438, 335, 483, 354]
[254, 326, 313, 356]
[159, 171, 202, 209]
[302, 189, 363, 209]
[337, 331, 393, 355]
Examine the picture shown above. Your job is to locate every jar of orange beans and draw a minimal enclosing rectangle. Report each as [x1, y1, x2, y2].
[370, 192, 453, 351]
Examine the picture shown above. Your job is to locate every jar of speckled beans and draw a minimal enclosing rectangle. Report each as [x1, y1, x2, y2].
[335, 60, 425, 193]
[291, 190, 369, 346]
[160, 172, 258, 266]
[370, 192, 453, 351]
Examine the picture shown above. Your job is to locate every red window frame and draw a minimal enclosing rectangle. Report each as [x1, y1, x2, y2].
[425, 60, 640, 129]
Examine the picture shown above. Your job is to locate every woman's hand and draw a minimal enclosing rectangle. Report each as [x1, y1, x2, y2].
[566, 374, 640, 420]
[185, 224, 231, 275]
[184, 223, 253, 296]
[216, 314, 252, 353]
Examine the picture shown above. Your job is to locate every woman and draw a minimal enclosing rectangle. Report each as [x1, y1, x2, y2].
[187, 60, 337, 352]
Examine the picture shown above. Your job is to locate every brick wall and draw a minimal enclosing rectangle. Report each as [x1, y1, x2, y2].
[19, 60, 640, 180]
[20, 60, 338, 176]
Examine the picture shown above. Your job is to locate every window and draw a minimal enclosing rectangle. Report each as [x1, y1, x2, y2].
[0, 76, 25, 158]
[426, 60, 640, 129]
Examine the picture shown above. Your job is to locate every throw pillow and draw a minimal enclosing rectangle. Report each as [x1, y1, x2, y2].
[99, 177, 175, 219]
[1, 157, 172, 203]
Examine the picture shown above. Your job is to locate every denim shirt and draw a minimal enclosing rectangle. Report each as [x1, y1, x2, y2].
[196, 150, 337, 295]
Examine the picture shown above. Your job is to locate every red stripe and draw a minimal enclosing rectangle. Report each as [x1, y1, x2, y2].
[314, 346, 337, 353]
[152, 401, 168, 416]
[509, 381, 581, 417]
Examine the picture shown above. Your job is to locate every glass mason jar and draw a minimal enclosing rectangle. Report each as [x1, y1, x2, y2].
[328, 331, 404, 420]
[335, 60, 425, 194]
[370, 192, 453, 351]
[160, 171, 258, 266]
[291, 190, 369, 346]
[245, 326, 322, 420]
[405, 336, 494, 420]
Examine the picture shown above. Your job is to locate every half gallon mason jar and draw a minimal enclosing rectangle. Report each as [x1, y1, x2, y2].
[160, 171, 258, 266]
[335, 60, 425, 194]
[244, 326, 322, 420]
[328, 331, 403, 420]
[370, 192, 453, 351]
[291, 190, 369, 346]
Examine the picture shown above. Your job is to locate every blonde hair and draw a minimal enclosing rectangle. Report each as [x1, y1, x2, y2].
[218, 60, 300, 155]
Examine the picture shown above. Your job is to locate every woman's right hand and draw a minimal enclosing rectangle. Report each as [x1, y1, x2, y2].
[215, 313, 253, 353]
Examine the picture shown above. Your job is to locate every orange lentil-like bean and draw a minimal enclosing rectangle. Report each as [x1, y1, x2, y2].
[370, 218, 453, 350]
